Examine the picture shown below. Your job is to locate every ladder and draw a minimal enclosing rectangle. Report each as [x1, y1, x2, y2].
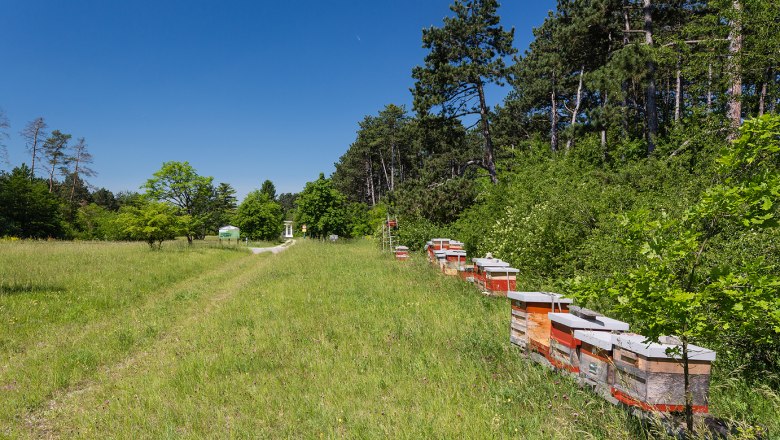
[382, 215, 398, 252]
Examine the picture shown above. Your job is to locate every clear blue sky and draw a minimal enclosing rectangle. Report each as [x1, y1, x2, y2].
[0, 0, 554, 199]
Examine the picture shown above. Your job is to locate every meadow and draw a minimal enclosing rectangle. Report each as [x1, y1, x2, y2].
[0, 239, 777, 438]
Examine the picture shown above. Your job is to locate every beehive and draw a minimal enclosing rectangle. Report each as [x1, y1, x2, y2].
[547, 313, 629, 374]
[483, 266, 519, 296]
[611, 334, 716, 413]
[431, 238, 451, 251]
[424, 241, 434, 262]
[574, 330, 616, 395]
[507, 292, 572, 354]
[471, 258, 510, 289]
[448, 240, 464, 250]
[458, 265, 474, 282]
[433, 250, 448, 270]
[394, 245, 409, 261]
[443, 250, 467, 275]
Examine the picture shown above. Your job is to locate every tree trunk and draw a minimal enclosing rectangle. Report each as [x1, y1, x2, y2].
[707, 62, 713, 112]
[551, 72, 559, 153]
[30, 128, 41, 181]
[644, 0, 658, 154]
[476, 79, 498, 184]
[727, 0, 743, 140]
[622, 1, 631, 136]
[682, 337, 694, 433]
[70, 158, 80, 203]
[566, 66, 585, 152]
[379, 151, 390, 195]
[48, 164, 56, 193]
[759, 77, 767, 117]
[675, 57, 682, 122]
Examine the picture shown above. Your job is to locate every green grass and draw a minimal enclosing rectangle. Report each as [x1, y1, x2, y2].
[1, 240, 777, 438]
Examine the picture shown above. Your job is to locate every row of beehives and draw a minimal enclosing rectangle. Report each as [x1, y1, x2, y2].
[405, 238, 717, 415]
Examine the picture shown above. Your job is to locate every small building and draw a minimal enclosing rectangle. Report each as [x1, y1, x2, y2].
[611, 334, 716, 413]
[283, 221, 293, 238]
[508, 292, 572, 355]
[218, 225, 240, 243]
[547, 312, 629, 374]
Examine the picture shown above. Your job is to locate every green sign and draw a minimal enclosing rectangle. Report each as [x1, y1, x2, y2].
[219, 227, 240, 240]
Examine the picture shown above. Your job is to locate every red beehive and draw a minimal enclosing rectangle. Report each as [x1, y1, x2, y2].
[424, 241, 434, 262]
[443, 250, 467, 276]
[483, 266, 519, 296]
[448, 240, 464, 250]
[394, 245, 409, 261]
[458, 266, 474, 282]
[547, 312, 629, 374]
[433, 250, 448, 270]
[431, 238, 451, 251]
[507, 292, 572, 355]
[471, 258, 510, 290]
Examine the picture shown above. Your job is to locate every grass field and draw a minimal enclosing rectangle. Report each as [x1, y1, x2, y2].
[1, 239, 777, 438]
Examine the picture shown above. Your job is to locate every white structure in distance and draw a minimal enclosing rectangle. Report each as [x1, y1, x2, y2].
[283, 221, 293, 238]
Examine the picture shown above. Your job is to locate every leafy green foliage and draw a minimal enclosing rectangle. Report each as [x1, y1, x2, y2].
[294, 174, 351, 238]
[0, 165, 64, 238]
[259, 179, 276, 201]
[142, 161, 218, 242]
[116, 201, 186, 249]
[234, 190, 283, 241]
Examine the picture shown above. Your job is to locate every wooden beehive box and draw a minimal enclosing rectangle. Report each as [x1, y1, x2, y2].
[431, 238, 451, 251]
[548, 313, 629, 374]
[574, 330, 616, 397]
[471, 258, 510, 289]
[611, 334, 716, 413]
[483, 266, 519, 296]
[394, 245, 409, 261]
[507, 292, 572, 354]
[424, 241, 434, 262]
[458, 265, 474, 282]
[448, 240, 464, 250]
[433, 250, 448, 270]
[443, 250, 467, 275]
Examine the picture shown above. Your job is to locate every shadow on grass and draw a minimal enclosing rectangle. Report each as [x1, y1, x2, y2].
[0, 283, 66, 295]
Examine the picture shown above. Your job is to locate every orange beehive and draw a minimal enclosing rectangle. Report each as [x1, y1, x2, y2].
[394, 245, 409, 261]
[507, 292, 572, 355]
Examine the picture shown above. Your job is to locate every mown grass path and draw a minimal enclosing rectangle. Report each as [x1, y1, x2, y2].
[3, 240, 643, 438]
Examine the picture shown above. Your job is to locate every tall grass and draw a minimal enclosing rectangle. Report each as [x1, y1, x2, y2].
[1, 240, 776, 438]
